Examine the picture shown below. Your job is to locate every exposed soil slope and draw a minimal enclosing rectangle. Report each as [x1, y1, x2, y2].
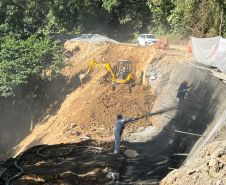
[0, 37, 197, 184]
[14, 41, 159, 155]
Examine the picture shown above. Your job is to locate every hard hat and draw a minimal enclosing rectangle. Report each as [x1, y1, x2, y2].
[183, 81, 188, 85]
[117, 114, 122, 119]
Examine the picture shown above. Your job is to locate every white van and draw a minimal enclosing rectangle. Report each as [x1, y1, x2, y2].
[137, 34, 158, 47]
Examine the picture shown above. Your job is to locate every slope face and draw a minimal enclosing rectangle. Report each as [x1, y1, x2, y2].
[14, 41, 160, 155]
[0, 39, 198, 184]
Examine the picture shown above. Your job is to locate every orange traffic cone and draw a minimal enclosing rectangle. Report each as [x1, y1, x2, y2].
[186, 40, 192, 53]
[164, 38, 168, 47]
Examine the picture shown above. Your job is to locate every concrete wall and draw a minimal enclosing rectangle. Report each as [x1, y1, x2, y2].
[149, 61, 226, 168]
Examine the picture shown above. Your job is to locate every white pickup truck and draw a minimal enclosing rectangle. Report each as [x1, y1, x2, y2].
[137, 34, 158, 47]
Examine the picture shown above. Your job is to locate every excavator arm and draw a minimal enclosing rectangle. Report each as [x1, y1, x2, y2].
[85, 59, 115, 80]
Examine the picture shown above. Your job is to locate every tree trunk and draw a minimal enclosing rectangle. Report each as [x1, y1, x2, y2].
[30, 117, 34, 131]
[219, 8, 223, 36]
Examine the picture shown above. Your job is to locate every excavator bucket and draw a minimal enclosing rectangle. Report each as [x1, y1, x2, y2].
[79, 73, 87, 83]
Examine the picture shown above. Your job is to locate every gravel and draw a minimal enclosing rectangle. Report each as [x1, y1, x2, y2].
[71, 34, 120, 43]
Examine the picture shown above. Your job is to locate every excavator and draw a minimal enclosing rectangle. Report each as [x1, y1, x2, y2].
[79, 59, 136, 91]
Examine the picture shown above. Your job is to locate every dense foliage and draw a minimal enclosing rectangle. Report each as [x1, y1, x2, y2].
[0, 0, 225, 37]
[0, 35, 65, 97]
[0, 34, 66, 130]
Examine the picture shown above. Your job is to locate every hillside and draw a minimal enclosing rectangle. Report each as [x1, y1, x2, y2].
[0, 36, 198, 184]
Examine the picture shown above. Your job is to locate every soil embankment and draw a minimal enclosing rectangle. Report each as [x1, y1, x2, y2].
[0, 35, 199, 184]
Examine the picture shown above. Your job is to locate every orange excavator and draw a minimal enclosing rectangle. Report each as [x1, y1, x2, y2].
[79, 59, 136, 91]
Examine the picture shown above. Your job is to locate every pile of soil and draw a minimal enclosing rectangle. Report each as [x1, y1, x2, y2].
[13, 41, 159, 155]
[71, 34, 120, 43]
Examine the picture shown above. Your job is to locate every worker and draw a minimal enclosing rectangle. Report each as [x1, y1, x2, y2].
[114, 115, 133, 154]
[177, 81, 192, 108]
[118, 66, 127, 79]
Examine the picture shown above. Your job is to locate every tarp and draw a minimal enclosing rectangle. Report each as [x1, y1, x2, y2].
[191, 36, 226, 74]
[191, 36, 220, 67]
[216, 38, 226, 73]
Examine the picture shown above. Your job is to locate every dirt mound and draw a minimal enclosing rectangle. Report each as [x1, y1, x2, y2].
[13, 41, 157, 156]
[12, 40, 194, 157]
[71, 34, 120, 43]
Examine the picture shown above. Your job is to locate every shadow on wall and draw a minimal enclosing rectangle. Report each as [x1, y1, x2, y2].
[163, 63, 220, 168]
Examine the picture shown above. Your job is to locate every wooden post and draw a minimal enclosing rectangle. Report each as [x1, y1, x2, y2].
[175, 130, 204, 137]
[160, 156, 179, 162]
[174, 153, 189, 156]
[168, 167, 177, 170]
[220, 8, 223, 36]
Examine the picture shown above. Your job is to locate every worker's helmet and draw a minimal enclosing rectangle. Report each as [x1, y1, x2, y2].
[117, 114, 122, 119]
[183, 81, 188, 85]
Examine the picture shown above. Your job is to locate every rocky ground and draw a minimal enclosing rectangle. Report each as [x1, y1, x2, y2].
[160, 140, 226, 185]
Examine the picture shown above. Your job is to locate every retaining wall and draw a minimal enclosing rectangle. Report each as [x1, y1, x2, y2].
[149, 61, 226, 168]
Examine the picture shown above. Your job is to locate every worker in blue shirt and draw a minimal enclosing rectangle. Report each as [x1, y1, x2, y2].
[114, 115, 135, 154]
[177, 81, 192, 108]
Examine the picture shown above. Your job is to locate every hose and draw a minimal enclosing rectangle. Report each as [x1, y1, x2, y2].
[122, 108, 175, 133]
[4, 138, 114, 184]
[37, 145, 113, 158]
[5, 145, 47, 184]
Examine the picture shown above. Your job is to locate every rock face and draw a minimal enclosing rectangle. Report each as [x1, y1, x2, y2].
[160, 140, 226, 185]
[145, 63, 164, 87]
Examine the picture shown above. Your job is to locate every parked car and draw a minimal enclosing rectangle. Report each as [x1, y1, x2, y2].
[137, 34, 158, 47]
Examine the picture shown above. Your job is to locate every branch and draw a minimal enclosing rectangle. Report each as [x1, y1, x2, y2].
[33, 88, 45, 118]
[16, 90, 33, 118]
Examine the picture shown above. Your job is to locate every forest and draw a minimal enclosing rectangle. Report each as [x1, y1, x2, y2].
[0, 0, 226, 39]
[0, 0, 225, 131]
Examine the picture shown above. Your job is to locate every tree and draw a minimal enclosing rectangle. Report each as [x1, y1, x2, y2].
[147, 0, 174, 34]
[168, 0, 225, 37]
[102, 0, 152, 32]
[0, 0, 25, 32]
[0, 35, 67, 131]
[23, 0, 51, 33]
[47, 0, 83, 32]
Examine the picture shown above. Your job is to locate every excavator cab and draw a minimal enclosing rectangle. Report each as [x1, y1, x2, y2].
[113, 60, 136, 92]
[115, 60, 132, 80]
[114, 60, 135, 83]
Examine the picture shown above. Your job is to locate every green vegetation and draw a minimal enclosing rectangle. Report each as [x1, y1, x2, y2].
[0, 34, 66, 131]
[0, 35, 65, 97]
[1, 0, 225, 38]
